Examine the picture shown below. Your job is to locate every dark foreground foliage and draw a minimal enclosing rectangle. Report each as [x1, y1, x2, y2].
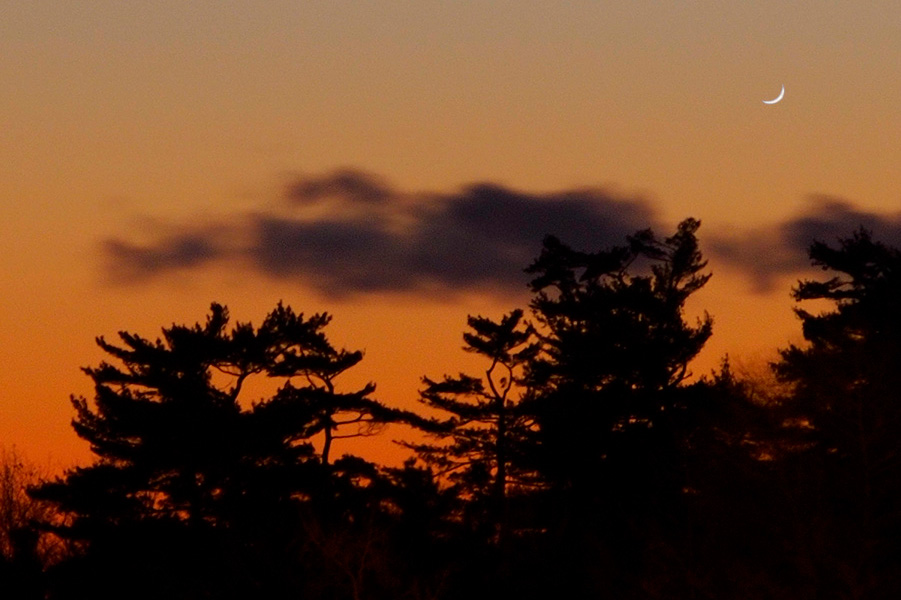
[4, 220, 900, 599]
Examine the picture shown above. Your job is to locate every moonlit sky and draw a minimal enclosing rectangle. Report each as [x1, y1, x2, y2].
[3, 2, 901, 468]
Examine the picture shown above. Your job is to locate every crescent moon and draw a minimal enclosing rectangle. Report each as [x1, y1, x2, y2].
[763, 85, 785, 104]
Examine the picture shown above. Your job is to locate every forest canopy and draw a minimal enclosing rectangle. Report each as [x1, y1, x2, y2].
[5, 219, 901, 599]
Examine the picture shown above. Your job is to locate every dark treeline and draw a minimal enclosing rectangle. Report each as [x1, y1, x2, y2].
[4, 218, 901, 599]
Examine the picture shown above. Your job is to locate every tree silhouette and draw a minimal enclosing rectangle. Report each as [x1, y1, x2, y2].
[406, 310, 540, 544]
[775, 229, 901, 597]
[657, 358, 805, 599]
[31, 302, 406, 599]
[523, 218, 713, 594]
[526, 218, 712, 479]
[30, 217, 901, 597]
[0, 447, 58, 600]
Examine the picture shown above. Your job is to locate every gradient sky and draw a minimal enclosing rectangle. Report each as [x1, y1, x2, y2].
[3, 2, 901, 469]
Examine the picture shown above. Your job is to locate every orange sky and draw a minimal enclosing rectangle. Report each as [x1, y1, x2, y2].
[2, 3, 900, 471]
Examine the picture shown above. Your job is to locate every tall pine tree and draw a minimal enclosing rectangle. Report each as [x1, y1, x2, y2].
[775, 229, 901, 598]
[407, 309, 540, 543]
[523, 218, 713, 595]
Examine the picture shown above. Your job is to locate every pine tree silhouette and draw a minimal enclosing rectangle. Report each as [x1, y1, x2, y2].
[406, 309, 540, 544]
[32, 302, 407, 599]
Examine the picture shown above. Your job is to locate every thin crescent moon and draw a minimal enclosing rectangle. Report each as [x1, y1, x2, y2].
[763, 85, 785, 104]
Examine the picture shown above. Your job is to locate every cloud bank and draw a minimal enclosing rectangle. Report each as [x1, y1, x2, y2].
[104, 172, 901, 298]
[104, 169, 658, 298]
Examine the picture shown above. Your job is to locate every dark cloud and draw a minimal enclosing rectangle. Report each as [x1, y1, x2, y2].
[103, 174, 901, 299]
[103, 169, 657, 298]
[708, 197, 901, 292]
[249, 217, 412, 296]
[103, 233, 222, 283]
[285, 169, 392, 204]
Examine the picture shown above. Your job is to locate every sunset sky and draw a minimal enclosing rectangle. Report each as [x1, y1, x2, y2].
[3, 2, 901, 470]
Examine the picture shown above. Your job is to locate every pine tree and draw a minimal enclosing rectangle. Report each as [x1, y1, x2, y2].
[32, 302, 402, 598]
[522, 218, 713, 595]
[406, 309, 540, 543]
[526, 218, 712, 486]
[774, 229, 901, 597]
